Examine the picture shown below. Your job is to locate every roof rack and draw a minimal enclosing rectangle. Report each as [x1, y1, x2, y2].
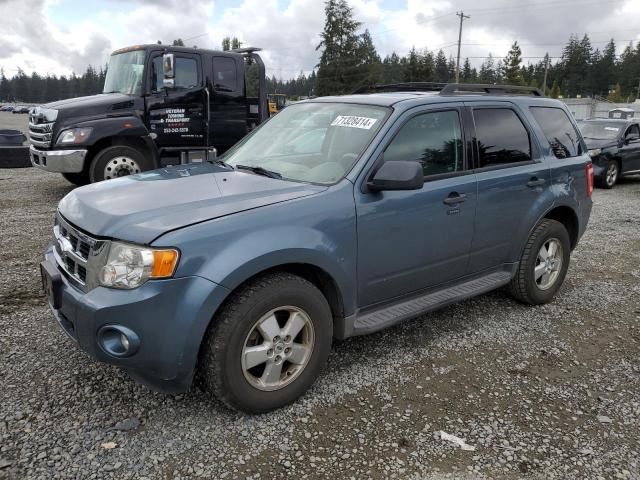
[440, 83, 543, 96]
[352, 82, 447, 94]
[352, 82, 544, 97]
[231, 47, 263, 54]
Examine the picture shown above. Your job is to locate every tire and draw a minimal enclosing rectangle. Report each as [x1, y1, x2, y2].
[62, 172, 90, 186]
[597, 160, 619, 189]
[200, 272, 333, 413]
[89, 145, 154, 183]
[508, 219, 571, 305]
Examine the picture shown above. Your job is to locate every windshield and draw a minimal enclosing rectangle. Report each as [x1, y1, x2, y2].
[103, 50, 146, 95]
[224, 102, 389, 184]
[577, 121, 622, 140]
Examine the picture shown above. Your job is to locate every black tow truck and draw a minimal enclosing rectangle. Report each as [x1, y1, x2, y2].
[28, 44, 268, 184]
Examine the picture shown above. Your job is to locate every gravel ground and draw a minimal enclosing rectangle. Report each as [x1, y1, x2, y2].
[0, 111, 30, 140]
[0, 168, 639, 480]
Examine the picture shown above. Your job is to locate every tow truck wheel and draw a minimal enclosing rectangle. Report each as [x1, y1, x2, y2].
[61, 172, 90, 187]
[89, 145, 153, 183]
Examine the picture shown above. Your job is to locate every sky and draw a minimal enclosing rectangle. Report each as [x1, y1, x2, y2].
[1, 0, 639, 79]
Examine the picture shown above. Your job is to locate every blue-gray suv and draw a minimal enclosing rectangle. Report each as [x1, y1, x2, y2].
[41, 83, 593, 413]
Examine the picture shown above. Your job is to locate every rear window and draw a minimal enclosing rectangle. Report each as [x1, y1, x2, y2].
[473, 108, 531, 167]
[530, 107, 582, 158]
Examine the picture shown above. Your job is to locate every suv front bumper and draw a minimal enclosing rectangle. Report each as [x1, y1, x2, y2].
[30, 145, 87, 173]
[42, 245, 230, 393]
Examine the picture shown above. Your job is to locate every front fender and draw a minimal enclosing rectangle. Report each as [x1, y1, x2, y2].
[74, 116, 151, 147]
[155, 184, 358, 315]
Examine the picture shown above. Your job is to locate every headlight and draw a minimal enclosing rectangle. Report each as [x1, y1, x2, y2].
[99, 242, 179, 289]
[56, 127, 93, 145]
[588, 148, 602, 157]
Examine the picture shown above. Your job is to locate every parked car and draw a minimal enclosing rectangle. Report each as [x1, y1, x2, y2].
[41, 83, 593, 413]
[12, 105, 31, 114]
[1, 105, 15, 112]
[577, 118, 640, 188]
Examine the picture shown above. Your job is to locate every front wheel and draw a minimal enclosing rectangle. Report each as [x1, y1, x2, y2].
[598, 160, 619, 189]
[508, 219, 571, 305]
[89, 145, 154, 183]
[200, 273, 333, 413]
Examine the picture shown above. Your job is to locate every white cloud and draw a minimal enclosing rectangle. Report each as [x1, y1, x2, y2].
[1, 0, 639, 80]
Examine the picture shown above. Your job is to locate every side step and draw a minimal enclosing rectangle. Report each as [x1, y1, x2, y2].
[351, 271, 512, 336]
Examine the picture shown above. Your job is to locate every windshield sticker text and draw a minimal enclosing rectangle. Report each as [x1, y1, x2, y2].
[331, 116, 378, 129]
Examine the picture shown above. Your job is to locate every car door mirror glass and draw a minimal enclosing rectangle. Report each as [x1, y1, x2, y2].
[162, 53, 175, 88]
[367, 161, 424, 192]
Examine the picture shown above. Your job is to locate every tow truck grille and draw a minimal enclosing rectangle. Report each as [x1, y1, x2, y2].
[29, 121, 54, 148]
[53, 214, 96, 287]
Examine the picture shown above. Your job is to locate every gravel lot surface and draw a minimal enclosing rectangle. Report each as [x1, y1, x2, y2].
[0, 111, 29, 140]
[0, 168, 639, 480]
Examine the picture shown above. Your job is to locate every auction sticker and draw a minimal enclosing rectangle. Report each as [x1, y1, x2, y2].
[331, 115, 378, 129]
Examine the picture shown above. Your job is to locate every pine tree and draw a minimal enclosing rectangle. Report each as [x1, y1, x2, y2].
[316, 0, 362, 96]
[550, 79, 561, 99]
[222, 37, 231, 51]
[357, 29, 381, 85]
[462, 58, 472, 82]
[434, 50, 448, 82]
[479, 54, 497, 84]
[172, 39, 185, 46]
[608, 82, 622, 102]
[0, 69, 11, 101]
[503, 41, 524, 85]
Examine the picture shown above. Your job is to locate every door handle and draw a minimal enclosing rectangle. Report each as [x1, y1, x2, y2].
[527, 177, 546, 188]
[443, 193, 467, 205]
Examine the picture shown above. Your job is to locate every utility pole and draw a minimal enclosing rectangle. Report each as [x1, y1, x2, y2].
[542, 53, 549, 96]
[455, 11, 470, 84]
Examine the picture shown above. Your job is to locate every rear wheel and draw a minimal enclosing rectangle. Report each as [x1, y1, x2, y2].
[61, 172, 90, 186]
[89, 145, 154, 183]
[508, 219, 571, 305]
[200, 272, 333, 413]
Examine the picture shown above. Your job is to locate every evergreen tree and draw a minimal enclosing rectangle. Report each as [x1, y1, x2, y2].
[356, 29, 381, 85]
[316, 0, 362, 96]
[0, 69, 11, 101]
[462, 58, 472, 82]
[172, 39, 185, 46]
[550, 79, 561, 98]
[608, 82, 622, 102]
[434, 49, 448, 82]
[478, 54, 498, 84]
[503, 41, 524, 85]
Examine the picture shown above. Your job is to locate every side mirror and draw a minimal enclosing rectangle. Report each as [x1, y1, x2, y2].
[367, 161, 424, 192]
[162, 53, 175, 88]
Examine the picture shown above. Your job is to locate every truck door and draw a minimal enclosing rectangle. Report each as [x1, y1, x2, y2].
[146, 52, 206, 148]
[209, 56, 248, 154]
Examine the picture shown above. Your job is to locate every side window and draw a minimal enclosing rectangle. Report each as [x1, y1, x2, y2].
[530, 106, 582, 159]
[213, 57, 237, 92]
[151, 56, 163, 92]
[473, 108, 531, 167]
[384, 110, 464, 177]
[626, 124, 640, 138]
[174, 57, 199, 89]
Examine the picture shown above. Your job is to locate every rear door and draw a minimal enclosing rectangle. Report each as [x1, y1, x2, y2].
[209, 56, 247, 153]
[146, 52, 206, 148]
[356, 104, 477, 307]
[466, 102, 550, 273]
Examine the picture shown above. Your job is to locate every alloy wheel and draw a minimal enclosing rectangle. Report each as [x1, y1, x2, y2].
[534, 238, 563, 290]
[241, 306, 315, 391]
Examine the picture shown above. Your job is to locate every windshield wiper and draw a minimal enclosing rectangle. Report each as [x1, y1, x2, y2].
[211, 158, 233, 169]
[235, 164, 282, 179]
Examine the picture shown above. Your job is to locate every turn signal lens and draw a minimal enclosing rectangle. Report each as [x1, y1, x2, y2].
[151, 249, 179, 278]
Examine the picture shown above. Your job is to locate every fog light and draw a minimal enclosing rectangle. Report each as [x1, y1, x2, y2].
[98, 325, 140, 357]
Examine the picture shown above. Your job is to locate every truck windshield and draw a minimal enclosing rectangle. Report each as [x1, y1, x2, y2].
[577, 121, 622, 140]
[223, 102, 389, 184]
[103, 50, 146, 95]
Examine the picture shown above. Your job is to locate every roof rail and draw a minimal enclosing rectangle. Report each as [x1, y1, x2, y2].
[352, 82, 544, 97]
[440, 83, 544, 96]
[352, 82, 447, 94]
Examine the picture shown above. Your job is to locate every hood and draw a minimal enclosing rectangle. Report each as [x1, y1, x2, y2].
[44, 93, 140, 123]
[583, 138, 619, 150]
[58, 163, 327, 244]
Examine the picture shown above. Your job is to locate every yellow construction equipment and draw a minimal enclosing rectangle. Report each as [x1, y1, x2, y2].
[267, 93, 287, 115]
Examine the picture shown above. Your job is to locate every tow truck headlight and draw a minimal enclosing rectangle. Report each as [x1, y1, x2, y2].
[56, 127, 93, 145]
[99, 242, 179, 289]
[588, 148, 602, 157]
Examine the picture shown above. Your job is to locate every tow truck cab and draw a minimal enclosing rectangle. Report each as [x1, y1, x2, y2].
[29, 44, 268, 184]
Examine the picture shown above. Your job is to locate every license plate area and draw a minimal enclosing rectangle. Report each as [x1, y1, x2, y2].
[40, 260, 62, 309]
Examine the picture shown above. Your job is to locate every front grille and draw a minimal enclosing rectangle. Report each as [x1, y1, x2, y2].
[29, 121, 54, 148]
[53, 214, 96, 288]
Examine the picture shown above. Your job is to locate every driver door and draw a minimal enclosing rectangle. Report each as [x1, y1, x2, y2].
[621, 123, 640, 172]
[145, 52, 206, 148]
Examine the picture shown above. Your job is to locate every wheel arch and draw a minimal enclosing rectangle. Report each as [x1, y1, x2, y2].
[543, 205, 580, 250]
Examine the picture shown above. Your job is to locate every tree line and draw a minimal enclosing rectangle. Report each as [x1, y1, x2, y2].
[2, 0, 640, 103]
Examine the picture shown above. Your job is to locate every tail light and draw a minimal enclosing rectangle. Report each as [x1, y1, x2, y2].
[586, 163, 594, 197]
